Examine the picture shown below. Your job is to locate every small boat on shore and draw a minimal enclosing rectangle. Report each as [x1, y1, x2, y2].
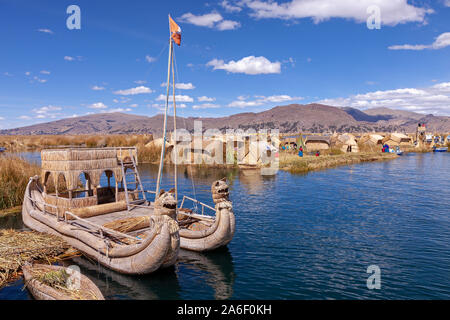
[22, 264, 104, 300]
[433, 147, 448, 153]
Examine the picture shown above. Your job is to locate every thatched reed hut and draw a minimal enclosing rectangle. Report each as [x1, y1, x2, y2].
[305, 136, 331, 152]
[337, 134, 359, 153]
[382, 133, 412, 147]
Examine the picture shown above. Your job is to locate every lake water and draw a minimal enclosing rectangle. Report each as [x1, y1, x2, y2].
[1, 152, 449, 300]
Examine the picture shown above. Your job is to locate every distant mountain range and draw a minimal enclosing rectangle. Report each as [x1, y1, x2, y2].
[1, 104, 449, 136]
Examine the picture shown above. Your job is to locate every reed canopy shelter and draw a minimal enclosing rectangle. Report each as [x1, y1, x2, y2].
[305, 136, 331, 152]
[41, 147, 139, 215]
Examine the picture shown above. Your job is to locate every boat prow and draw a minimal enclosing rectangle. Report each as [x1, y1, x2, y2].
[22, 264, 104, 300]
[178, 178, 235, 252]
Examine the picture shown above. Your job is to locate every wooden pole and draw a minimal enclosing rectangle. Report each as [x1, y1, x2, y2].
[155, 37, 173, 199]
[171, 44, 178, 209]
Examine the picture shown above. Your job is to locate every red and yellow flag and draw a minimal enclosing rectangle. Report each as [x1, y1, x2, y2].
[169, 15, 181, 46]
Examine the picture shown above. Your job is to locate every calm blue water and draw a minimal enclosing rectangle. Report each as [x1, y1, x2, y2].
[1, 152, 449, 300]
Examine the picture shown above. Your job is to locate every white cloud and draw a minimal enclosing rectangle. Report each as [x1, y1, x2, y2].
[198, 96, 216, 102]
[389, 32, 450, 50]
[114, 86, 153, 95]
[242, 0, 433, 26]
[3, 72, 13, 77]
[445, 0, 450, 7]
[92, 85, 105, 91]
[134, 80, 147, 84]
[88, 102, 108, 109]
[145, 55, 156, 63]
[156, 94, 194, 103]
[130, 104, 138, 108]
[193, 103, 221, 109]
[317, 82, 450, 115]
[217, 20, 242, 30]
[179, 12, 241, 30]
[25, 72, 31, 76]
[207, 56, 281, 75]
[64, 56, 75, 61]
[161, 82, 196, 90]
[19, 115, 32, 120]
[37, 28, 53, 34]
[221, 0, 243, 13]
[0, 116, 5, 120]
[229, 94, 302, 107]
[40, 70, 50, 75]
[32, 105, 63, 119]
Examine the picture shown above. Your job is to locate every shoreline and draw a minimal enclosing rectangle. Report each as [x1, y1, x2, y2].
[278, 152, 399, 174]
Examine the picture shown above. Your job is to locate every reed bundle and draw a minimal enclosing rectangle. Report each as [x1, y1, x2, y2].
[103, 216, 150, 233]
[0, 230, 76, 287]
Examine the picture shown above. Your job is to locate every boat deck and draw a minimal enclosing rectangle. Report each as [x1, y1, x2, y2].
[84, 203, 155, 226]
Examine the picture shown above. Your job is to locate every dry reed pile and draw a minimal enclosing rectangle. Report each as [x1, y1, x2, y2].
[279, 152, 398, 174]
[0, 229, 76, 288]
[0, 157, 40, 210]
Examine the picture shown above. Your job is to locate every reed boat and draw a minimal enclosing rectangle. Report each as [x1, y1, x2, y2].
[22, 264, 104, 300]
[22, 147, 180, 275]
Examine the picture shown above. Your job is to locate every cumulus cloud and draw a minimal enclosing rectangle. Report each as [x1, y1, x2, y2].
[88, 102, 108, 109]
[19, 115, 32, 120]
[161, 82, 196, 90]
[156, 94, 194, 103]
[388, 32, 450, 50]
[241, 0, 433, 26]
[221, 0, 243, 13]
[207, 56, 281, 75]
[92, 85, 105, 91]
[179, 12, 241, 30]
[317, 82, 450, 115]
[32, 105, 63, 119]
[229, 94, 302, 107]
[114, 86, 153, 95]
[40, 70, 50, 75]
[198, 96, 216, 102]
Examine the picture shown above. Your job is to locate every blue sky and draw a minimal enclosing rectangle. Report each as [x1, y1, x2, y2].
[0, 0, 449, 129]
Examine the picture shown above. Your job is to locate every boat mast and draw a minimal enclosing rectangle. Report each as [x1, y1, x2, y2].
[171, 46, 178, 207]
[155, 22, 174, 199]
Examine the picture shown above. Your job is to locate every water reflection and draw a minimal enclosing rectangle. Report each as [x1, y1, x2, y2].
[64, 257, 182, 300]
[178, 248, 235, 300]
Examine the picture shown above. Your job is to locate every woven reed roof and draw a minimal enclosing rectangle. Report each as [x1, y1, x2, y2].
[305, 136, 331, 144]
[41, 148, 136, 191]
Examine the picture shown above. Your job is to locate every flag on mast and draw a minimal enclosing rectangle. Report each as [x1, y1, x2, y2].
[169, 15, 181, 46]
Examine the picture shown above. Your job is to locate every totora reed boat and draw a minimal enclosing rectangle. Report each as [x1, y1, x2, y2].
[23, 264, 104, 300]
[23, 147, 180, 274]
[22, 15, 235, 276]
